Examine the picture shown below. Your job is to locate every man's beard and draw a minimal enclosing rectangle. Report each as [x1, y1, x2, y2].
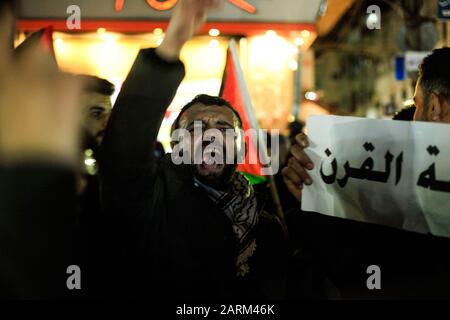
[188, 139, 239, 190]
[191, 163, 237, 190]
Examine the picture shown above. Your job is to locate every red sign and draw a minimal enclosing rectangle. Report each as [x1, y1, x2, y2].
[115, 0, 256, 13]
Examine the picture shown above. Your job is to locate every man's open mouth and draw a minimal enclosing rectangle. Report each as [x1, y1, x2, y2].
[200, 147, 225, 168]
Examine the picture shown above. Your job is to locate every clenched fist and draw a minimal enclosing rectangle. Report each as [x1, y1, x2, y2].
[156, 0, 222, 61]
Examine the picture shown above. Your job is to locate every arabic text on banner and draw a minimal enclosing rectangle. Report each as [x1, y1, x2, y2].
[301, 115, 450, 238]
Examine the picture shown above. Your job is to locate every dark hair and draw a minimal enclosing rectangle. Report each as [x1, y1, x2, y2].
[392, 105, 416, 121]
[171, 94, 243, 134]
[419, 47, 450, 106]
[76, 74, 115, 96]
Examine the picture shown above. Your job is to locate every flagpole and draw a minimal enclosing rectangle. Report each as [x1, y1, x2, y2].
[268, 175, 288, 236]
[228, 40, 288, 235]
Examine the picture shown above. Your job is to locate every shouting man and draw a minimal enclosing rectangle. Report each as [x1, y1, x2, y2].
[100, 0, 287, 299]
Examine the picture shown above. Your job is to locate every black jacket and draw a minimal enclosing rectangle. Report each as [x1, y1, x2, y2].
[100, 49, 287, 299]
[0, 161, 77, 299]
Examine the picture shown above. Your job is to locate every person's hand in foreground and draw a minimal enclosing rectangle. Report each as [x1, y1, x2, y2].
[0, 8, 82, 167]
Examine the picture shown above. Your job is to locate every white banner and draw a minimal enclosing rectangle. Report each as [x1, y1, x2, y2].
[301, 115, 450, 238]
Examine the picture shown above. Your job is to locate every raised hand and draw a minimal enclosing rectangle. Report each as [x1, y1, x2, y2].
[156, 0, 222, 61]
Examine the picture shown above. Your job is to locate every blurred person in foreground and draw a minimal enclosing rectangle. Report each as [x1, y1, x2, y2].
[100, 0, 288, 299]
[0, 0, 82, 298]
[281, 47, 450, 299]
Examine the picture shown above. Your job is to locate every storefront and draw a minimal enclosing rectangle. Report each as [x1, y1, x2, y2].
[16, 0, 326, 149]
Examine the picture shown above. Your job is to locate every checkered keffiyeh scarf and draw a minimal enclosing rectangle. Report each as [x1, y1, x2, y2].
[194, 173, 258, 277]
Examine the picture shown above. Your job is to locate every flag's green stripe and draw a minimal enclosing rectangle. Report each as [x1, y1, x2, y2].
[241, 172, 267, 185]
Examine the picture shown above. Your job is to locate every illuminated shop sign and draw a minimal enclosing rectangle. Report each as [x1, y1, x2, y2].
[114, 0, 257, 13]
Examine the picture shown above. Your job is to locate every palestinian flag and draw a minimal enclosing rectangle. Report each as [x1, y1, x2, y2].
[219, 40, 268, 185]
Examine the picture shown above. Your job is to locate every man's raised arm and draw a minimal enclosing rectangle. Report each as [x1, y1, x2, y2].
[100, 0, 220, 174]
